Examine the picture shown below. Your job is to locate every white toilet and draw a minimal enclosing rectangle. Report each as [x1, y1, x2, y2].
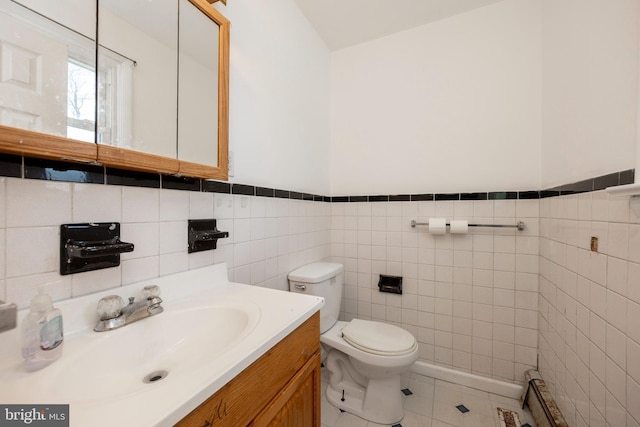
[288, 262, 419, 425]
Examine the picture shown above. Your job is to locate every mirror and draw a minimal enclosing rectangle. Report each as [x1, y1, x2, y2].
[0, 0, 229, 180]
[97, 0, 178, 158]
[0, 0, 96, 151]
[178, 0, 219, 167]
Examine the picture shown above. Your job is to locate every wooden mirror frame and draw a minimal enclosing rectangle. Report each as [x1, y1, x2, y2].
[0, 0, 229, 181]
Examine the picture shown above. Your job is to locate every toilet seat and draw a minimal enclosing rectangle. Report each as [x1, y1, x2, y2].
[341, 319, 417, 356]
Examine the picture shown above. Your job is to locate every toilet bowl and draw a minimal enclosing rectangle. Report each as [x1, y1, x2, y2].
[288, 262, 419, 424]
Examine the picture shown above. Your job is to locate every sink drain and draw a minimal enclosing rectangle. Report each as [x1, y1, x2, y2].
[143, 370, 169, 384]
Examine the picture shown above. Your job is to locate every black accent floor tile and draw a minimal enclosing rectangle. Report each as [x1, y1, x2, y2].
[401, 388, 413, 396]
[349, 196, 368, 202]
[303, 193, 314, 201]
[331, 196, 349, 203]
[456, 404, 470, 413]
[389, 194, 411, 202]
[368, 195, 389, 202]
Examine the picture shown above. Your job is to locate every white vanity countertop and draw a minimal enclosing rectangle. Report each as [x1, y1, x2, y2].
[0, 263, 324, 427]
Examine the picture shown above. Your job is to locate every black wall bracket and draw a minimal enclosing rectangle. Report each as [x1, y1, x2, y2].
[60, 223, 134, 275]
[188, 219, 229, 253]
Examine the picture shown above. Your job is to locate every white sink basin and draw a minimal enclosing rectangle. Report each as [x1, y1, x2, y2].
[48, 301, 260, 403]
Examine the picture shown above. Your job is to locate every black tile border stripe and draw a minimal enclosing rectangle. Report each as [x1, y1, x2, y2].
[256, 186, 274, 197]
[203, 180, 231, 193]
[162, 175, 201, 191]
[461, 192, 488, 201]
[0, 153, 22, 178]
[231, 183, 255, 196]
[489, 191, 517, 200]
[411, 194, 434, 201]
[274, 189, 290, 199]
[4, 155, 635, 203]
[25, 157, 104, 184]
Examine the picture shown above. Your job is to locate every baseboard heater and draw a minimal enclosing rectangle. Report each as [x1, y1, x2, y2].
[520, 370, 568, 427]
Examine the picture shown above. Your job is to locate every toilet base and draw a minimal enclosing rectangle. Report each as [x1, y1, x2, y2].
[325, 368, 405, 424]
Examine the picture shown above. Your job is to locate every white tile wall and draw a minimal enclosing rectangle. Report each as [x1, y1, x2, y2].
[0, 177, 330, 309]
[331, 199, 540, 384]
[8, 173, 638, 425]
[539, 190, 640, 427]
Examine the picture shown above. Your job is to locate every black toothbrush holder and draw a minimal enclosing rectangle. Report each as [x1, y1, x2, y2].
[60, 223, 134, 275]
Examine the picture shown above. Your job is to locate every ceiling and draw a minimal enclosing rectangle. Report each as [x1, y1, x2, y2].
[293, 0, 506, 51]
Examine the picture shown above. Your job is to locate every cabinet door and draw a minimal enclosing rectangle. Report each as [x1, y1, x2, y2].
[250, 352, 321, 427]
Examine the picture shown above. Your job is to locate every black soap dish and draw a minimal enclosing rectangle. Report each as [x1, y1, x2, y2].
[60, 223, 134, 275]
[188, 219, 229, 253]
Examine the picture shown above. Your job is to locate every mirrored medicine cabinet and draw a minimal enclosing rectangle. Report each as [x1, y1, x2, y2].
[0, 0, 229, 180]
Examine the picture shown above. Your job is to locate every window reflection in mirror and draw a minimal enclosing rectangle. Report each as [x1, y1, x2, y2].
[178, 0, 219, 167]
[97, 0, 178, 158]
[0, 0, 96, 143]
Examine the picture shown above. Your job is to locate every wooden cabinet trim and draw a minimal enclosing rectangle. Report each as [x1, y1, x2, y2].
[250, 351, 321, 427]
[0, 125, 97, 164]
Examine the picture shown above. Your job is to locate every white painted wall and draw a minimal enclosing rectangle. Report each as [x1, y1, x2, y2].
[540, 0, 640, 189]
[330, 0, 542, 196]
[216, 0, 331, 195]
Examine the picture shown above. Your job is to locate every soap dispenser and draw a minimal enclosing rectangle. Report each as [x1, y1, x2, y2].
[21, 287, 64, 371]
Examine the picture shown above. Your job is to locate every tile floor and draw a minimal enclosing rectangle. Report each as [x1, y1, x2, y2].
[320, 369, 536, 427]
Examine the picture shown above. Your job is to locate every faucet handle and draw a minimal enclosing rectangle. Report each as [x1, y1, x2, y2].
[143, 285, 161, 300]
[97, 295, 124, 320]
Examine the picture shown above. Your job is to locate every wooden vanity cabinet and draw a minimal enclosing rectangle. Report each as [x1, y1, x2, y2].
[176, 312, 321, 427]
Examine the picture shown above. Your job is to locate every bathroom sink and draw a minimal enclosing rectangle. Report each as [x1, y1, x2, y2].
[0, 263, 323, 427]
[44, 299, 261, 404]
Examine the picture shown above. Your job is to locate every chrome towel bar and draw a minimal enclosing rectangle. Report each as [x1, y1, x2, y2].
[410, 220, 525, 231]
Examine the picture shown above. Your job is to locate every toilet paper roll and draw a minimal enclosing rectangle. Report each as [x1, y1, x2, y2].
[450, 220, 469, 234]
[428, 218, 447, 235]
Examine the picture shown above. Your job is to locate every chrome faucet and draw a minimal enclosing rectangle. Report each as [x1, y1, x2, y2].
[94, 285, 163, 332]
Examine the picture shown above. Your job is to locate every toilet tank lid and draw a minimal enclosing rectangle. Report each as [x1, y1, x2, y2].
[288, 262, 344, 283]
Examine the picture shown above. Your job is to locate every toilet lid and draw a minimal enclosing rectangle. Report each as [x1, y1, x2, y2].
[341, 319, 417, 356]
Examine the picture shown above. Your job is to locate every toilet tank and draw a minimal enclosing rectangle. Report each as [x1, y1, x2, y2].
[288, 262, 343, 333]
